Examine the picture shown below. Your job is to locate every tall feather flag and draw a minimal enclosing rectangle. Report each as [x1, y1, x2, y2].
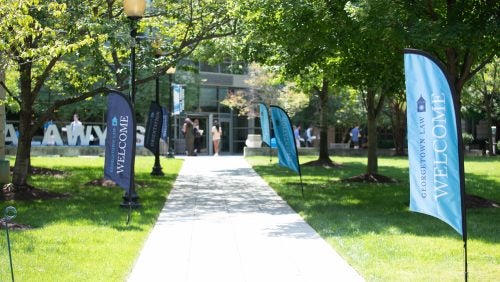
[404, 49, 467, 279]
[270, 105, 304, 197]
[104, 91, 139, 219]
[144, 102, 163, 155]
[259, 103, 272, 162]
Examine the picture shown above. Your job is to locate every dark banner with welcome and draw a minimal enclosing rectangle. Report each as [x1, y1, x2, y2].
[270, 105, 300, 174]
[144, 102, 163, 155]
[404, 49, 465, 236]
[259, 103, 271, 147]
[104, 91, 136, 193]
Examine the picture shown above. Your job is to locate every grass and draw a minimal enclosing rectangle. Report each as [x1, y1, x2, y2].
[246, 156, 500, 282]
[0, 156, 182, 282]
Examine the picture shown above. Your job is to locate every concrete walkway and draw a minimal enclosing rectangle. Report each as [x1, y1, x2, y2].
[127, 156, 364, 282]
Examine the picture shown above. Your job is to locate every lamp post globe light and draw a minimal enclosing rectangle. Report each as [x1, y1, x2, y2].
[121, 0, 146, 208]
[166, 67, 176, 158]
[124, 0, 146, 20]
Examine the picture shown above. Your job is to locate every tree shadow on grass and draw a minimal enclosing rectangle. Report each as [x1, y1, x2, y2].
[1, 165, 178, 231]
[252, 161, 500, 244]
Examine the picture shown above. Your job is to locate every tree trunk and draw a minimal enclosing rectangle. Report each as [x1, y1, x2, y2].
[12, 123, 32, 189]
[485, 94, 494, 156]
[318, 78, 331, 162]
[11, 58, 34, 190]
[390, 98, 406, 156]
[366, 108, 378, 174]
[365, 88, 385, 175]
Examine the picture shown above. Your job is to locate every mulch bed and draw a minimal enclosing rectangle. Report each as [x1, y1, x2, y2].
[85, 178, 117, 187]
[341, 173, 397, 183]
[29, 166, 66, 176]
[1, 183, 70, 201]
[302, 159, 342, 168]
[0, 219, 32, 231]
[465, 194, 500, 209]
[9, 166, 67, 177]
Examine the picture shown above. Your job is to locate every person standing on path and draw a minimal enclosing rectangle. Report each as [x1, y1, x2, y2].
[211, 120, 222, 156]
[193, 119, 202, 155]
[183, 118, 195, 156]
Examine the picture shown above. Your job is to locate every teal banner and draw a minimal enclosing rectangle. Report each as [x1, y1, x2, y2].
[404, 49, 465, 236]
[270, 105, 300, 174]
[259, 103, 271, 146]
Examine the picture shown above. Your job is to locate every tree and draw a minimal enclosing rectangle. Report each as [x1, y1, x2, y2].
[386, 91, 407, 156]
[339, 0, 405, 179]
[462, 57, 499, 155]
[403, 0, 498, 99]
[237, 0, 351, 166]
[221, 63, 309, 117]
[0, 0, 238, 193]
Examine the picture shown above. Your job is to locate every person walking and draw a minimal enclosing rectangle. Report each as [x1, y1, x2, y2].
[193, 119, 203, 156]
[305, 124, 315, 147]
[294, 124, 302, 148]
[350, 125, 360, 149]
[211, 120, 222, 156]
[183, 118, 195, 156]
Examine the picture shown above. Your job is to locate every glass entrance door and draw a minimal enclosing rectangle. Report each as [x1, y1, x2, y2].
[218, 119, 231, 154]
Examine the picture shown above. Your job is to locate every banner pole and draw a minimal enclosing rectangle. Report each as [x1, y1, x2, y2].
[3, 206, 16, 282]
[299, 174, 304, 199]
[269, 146, 272, 163]
[464, 239, 468, 281]
[126, 202, 132, 225]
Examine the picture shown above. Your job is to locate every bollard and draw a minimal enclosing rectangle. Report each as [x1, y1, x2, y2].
[3, 206, 16, 282]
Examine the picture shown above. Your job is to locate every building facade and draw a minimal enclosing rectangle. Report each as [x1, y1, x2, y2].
[171, 60, 256, 155]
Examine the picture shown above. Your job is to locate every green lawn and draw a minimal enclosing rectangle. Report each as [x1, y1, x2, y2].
[247, 156, 500, 282]
[0, 156, 182, 282]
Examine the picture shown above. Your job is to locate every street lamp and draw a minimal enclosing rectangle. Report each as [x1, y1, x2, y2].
[166, 67, 176, 158]
[121, 0, 146, 208]
[150, 46, 164, 176]
[124, 0, 146, 104]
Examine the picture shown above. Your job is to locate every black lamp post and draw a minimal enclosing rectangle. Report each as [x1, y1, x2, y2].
[166, 67, 176, 158]
[150, 47, 164, 176]
[121, 0, 146, 208]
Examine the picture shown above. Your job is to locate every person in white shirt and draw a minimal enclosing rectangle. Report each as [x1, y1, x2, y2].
[71, 113, 83, 145]
[211, 120, 222, 156]
[305, 124, 315, 147]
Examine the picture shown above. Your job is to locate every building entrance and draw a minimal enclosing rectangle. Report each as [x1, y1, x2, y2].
[208, 114, 232, 155]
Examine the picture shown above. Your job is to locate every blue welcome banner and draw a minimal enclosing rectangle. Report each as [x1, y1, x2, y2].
[173, 84, 182, 115]
[259, 103, 271, 146]
[270, 105, 300, 174]
[161, 106, 168, 142]
[404, 49, 465, 236]
[104, 91, 136, 193]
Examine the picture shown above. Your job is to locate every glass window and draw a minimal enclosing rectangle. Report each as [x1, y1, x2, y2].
[220, 61, 248, 75]
[199, 62, 219, 73]
[199, 87, 217, 112]
[218, 88, 232, 113]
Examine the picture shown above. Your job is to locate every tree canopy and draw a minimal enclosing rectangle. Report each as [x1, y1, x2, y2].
[0, 0, 239, 190]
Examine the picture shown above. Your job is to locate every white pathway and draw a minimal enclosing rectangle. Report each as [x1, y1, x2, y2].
[127, 156, 364, 282]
